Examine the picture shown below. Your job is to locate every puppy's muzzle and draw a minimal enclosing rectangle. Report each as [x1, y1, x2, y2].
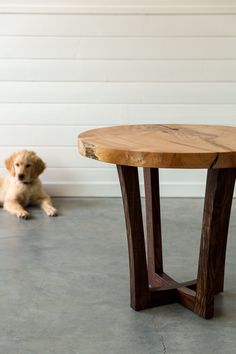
[18, 174, 25, 181]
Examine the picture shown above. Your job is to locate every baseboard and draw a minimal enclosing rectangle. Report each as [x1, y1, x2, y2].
[44, 182, 207, 198]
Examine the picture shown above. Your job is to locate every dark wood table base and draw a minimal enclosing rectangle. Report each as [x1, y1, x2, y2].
[117, 165, 236, 319]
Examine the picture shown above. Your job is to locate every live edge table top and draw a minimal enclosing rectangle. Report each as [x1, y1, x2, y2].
[78, 124, 236, 169]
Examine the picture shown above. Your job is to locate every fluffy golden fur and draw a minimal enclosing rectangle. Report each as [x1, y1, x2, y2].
[0, 150, 57, 219]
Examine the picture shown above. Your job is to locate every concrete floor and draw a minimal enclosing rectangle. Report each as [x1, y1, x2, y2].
[0, 198, 236, 354]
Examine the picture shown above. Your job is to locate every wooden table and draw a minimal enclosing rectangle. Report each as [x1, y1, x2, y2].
[78, 124, 236, 319]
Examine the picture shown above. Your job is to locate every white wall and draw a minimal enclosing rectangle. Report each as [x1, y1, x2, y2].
[0, 0, 235, 197]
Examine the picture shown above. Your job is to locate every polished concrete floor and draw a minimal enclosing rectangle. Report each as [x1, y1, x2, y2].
[0, 197, 235, 354]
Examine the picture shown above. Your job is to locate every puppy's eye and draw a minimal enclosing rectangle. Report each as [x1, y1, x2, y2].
[26, 164, 31, 168]
[15, 163, 20, 167]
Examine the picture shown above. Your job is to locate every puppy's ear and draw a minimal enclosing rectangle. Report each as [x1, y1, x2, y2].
[33, 156, 46, 178]
[5, 153, 16, 176]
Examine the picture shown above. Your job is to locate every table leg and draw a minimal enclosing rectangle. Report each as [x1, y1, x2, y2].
[194, 168, 236, 319]
[143, 167, 196, 309]
[143, 168, 163, 286]
[117, 165, 195, 311]
[117, 165, 150, 310]
[117, 165, 235, 319]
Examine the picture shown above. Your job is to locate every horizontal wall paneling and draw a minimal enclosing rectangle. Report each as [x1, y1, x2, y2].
[0, 9, 235, 196]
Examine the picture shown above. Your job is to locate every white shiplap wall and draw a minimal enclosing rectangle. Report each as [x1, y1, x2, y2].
[0, 1, 236, 197]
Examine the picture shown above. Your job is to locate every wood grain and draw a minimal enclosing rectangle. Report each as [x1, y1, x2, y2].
[79, 124, 236, 169]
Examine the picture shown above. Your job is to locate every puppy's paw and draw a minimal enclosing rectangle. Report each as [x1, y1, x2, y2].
[17, 210, 30, 219]
[45, 206, 58, 217]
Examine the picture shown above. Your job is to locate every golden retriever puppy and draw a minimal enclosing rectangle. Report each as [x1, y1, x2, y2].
[0, 150, 57, 219]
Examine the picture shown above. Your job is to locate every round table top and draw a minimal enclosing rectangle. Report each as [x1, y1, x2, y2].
[78, 124, 236, 169]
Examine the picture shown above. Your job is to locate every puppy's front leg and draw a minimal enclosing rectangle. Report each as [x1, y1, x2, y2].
[4, 200, 30, 219]
[40, 196, 58, 217]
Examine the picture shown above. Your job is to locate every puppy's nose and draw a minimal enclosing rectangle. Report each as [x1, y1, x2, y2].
[18, 174, 25, 180]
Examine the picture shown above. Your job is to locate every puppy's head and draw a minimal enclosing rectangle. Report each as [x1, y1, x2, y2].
[5, 150, 46, 183]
